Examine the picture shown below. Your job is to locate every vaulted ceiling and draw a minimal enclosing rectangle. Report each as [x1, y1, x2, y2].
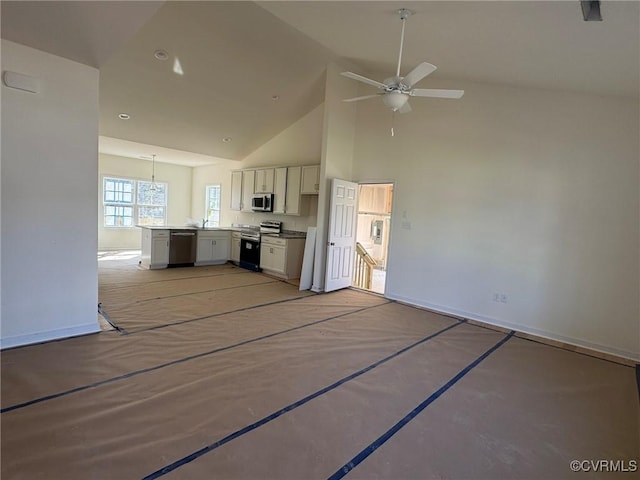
[2, 1, 638, 166]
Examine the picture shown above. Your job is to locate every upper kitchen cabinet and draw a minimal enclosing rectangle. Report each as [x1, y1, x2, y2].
[273, 166, 302, 215]
[284, 166, 301, 215]
[273, 167, 287, 214]
[230, 170, 242, 211]
[254, 168, 275, 194]
[300, 165, 320, 194]
[241, 170, 255, 212]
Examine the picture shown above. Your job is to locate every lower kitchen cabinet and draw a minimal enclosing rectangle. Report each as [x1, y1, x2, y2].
[231, 231, 241, 264]
[260, 236, 305, 279]
[140, 229, 170, 269]
[196, 230, 230, 266]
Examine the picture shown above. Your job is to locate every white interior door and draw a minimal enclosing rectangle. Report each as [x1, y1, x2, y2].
[325, 178, 358, 292]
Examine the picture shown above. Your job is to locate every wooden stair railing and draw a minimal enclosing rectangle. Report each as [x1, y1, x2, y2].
[353, 242, 376, 290]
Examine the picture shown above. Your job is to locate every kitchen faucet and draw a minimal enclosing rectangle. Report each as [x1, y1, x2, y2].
[202, 218, 209, 229]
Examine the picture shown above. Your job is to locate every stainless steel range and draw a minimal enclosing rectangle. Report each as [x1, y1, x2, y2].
[238, 221, 282, 271]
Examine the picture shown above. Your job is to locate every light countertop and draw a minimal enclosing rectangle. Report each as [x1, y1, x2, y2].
[137, 225, 306, 238]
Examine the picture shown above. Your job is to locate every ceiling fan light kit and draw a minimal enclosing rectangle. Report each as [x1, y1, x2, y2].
[382, 91, 409, 110]
[341, 7, 464, 116]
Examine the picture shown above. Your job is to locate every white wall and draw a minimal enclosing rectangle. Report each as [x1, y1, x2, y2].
[352, 80, 640, 360]
[98, 153, 193, 249]
[313, 63, 358, 291]
[191, 104, 324, 232]
[1, 41, 100, 348]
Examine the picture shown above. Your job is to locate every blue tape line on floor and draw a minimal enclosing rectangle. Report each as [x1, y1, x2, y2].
[123, 294, 317, 335]
[1, 303, 387, 414]
[328, 331, 515, 480]
[141, 320, 466, 479]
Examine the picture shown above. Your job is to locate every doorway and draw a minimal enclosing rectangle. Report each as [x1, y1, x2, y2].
[352, 183, 393, 294]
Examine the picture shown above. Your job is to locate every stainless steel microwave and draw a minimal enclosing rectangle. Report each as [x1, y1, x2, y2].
[251, 194, 274, 212]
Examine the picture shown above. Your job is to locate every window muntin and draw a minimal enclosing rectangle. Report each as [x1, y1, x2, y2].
[103, 176, 167, 227]
[104, 178, 133, 204]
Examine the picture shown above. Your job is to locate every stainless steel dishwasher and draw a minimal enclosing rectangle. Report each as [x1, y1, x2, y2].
[168, 230, 196, 267]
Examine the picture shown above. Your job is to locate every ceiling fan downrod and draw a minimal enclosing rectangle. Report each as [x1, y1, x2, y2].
[396, 8, 413, 79]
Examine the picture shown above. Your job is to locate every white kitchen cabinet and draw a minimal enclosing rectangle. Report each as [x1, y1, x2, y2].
[284, 166, 301, 215]
[273, 167, 287, 214]
[300, 165, 320, 194]
[260, 239, 286, 274]
[140, 228, 169, 269]
[260, 236, 305, 279]
[254, 168, 274, 194]
[230, 170, 242, 211]
[196, 230, 230, 265]
[273, 166, 302, 216]
[241, 170, 255, 212]
[231, 231, 241, 263]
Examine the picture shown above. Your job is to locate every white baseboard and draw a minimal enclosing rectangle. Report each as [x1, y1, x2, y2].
[1, 322, 101, 350]
[386, 292, 640, 363]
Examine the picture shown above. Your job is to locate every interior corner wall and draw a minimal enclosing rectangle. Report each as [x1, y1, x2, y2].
[312, 63, 358, 292]
[191, 104, 324, 232]
[1, 40, 100, 348]
[191, 161, 236, 227]
[98, 153, 193, 250]
[352, 80, 640, 360]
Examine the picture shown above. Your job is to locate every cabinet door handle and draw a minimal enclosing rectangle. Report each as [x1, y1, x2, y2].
[270, 247, 274, 254]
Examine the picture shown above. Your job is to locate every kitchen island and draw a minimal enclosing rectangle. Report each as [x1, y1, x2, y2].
[139, 226, 235, 269]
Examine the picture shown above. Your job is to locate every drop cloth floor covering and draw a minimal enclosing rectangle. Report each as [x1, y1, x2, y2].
[1, 260, 638, 479]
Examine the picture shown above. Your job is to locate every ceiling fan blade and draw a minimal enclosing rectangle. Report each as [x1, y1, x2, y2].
[401, 62, 437, 88]
[342, 94, 382, 103]
[398, 101, 412, 114]
[411, 88, 464, 99]
[341, 71, 388, 89]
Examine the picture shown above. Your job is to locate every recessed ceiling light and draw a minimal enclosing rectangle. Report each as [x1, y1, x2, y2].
[222, 137, 232, 143]
[154, 49, 169, 61]
[271, 95, 280, 101]
[118, 113, 130, 120]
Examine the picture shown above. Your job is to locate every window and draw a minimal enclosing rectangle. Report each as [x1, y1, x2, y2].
[103, 177, 167, 227]
[104, 178, 134, 227]
[137, 180, 167, 226]
[205, 185, 221, 227]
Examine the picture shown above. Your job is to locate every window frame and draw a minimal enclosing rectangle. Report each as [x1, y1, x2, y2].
[102, 175, 168, 228]
[205, 184, 222, 227]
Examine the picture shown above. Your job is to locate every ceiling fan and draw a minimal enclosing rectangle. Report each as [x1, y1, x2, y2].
[341, 8, 464, 114]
